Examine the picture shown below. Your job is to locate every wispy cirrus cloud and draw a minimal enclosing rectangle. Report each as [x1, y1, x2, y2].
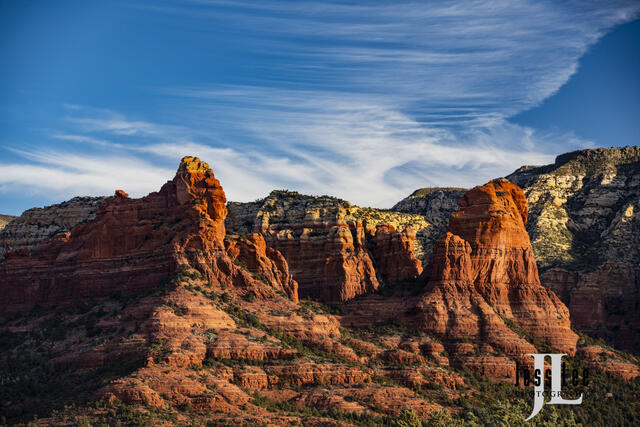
[1, 99, 568, 208]
[0, 149, 174, 199]
[144, 0, 639, 119]
[1, 0, 636, 213]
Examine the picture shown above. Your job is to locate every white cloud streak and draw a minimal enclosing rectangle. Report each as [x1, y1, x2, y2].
[0, 149, 173, 199]
[1, 0, 637, 211]
[1, 100, 565, 208]
[146, 0, 639, 118]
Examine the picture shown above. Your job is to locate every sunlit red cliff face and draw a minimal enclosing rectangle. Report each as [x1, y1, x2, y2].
[411, 180, 578, 376]
[225, 192, 426, 303]
[258, 215, 380, 303]
[0, 157, 296, 314]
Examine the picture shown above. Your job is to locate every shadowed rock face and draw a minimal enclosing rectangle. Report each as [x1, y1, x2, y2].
[0, 157, 296, 314]
[227, 192, 379, 302]
[225, 232, 299, 303]
[508, 146, 640, 353]
[412, 179, 578, 380]
[373, 224, 423, 284]
[252, 194, 379, 302]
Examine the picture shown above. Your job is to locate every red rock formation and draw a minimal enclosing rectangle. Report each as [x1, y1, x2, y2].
[258, 213, 379, 303]
[373, 224, 423, 283]
[226, 233, 298, 302]
[8, 159, 596, 424]
[227, 192, 428, 303]
[0, 156, 295, 314]
[0, 196, 109, 256]
[384, 366, 464, 390]
[413, 179, 578, 379]
[266, 363, 371, 386]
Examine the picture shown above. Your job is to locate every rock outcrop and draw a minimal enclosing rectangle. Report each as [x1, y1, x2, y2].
[388, 147, 640, 354]
[225, 233, 299, 302]
[392, 187, 467, 218]
[411, 179, 578, 379]
[0, 163, 460, 424]
[251, 191, 379, 302]
[507, 146, 640, 353]
[391, 187, 467, 261]
[226, 191, 427, 302]
[0, 197, 108, 256]
[1, 154, 639, 426]
[373, 224, 423, 283]
[0, 214, 15, 231]
[0, 157, 296, 314]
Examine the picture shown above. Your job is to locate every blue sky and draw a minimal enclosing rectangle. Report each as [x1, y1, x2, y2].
[1, 0, 639, 215]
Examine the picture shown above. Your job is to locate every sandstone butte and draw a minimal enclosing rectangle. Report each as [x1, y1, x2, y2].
[257, 208, 380, 303]
[412, 179, 579, 376]
[262, 219, 423, 302]
[1, 157, 638, 425]
[0, 156, 297, 314]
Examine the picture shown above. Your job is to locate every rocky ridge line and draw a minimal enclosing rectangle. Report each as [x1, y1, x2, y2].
[0, 196, 109, 256]
[0, 157, 295, 314]
[507, 146, 640, 353]
[226, 191, 428, 302]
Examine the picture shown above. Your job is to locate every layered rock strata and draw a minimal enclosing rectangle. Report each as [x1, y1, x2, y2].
[251, 193, 379, 302]
[0, 157, 296, 314]
[507, 146, 640, 352]
[373, 224, 423, 283]
[411, 179, 578, 378]
[0, 197, 108, 256]
[1, 155, 638, 425]
[225, 232, 299, 302]
[391, 187, 467, 260]
[226, 192, 427, 302]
